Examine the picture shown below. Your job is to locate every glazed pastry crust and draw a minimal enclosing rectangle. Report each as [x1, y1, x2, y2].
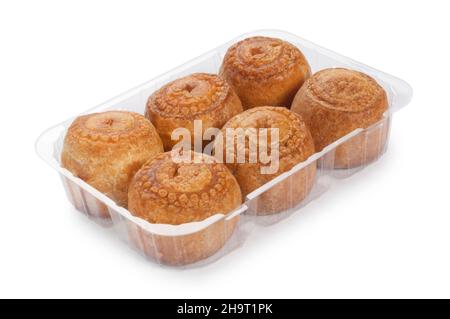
[128, 151, 242, 225]
[220, 36, 311, 109]
[216, 106, 316, 214]
[146, 73, 243, 150]
[291, 68, 388, 168]
[61, 111, 163, 208]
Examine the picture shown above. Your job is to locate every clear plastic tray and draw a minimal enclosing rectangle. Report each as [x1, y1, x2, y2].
[36, 29, 412, 267]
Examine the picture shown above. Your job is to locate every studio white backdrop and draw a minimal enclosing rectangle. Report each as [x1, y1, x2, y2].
[0, 0, 449, 298]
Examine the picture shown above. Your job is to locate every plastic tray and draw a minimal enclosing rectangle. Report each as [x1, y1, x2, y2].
[36, 29, 412, 267]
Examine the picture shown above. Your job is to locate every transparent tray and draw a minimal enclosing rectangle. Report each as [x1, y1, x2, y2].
[36, 30, 412, 267]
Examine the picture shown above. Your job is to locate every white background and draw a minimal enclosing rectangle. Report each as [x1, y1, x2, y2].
[1, 0, 449, 298]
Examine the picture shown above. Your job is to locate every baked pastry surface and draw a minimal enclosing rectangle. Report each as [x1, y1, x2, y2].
[216, 106, 316, 214]
[128, 151, 242, 224]
[127, 150, 241, 264]
[291, 68, 388, 168]
[61, 111, 163, 209]
[220, 36, 311, 109]
[146, 73, 243, 150]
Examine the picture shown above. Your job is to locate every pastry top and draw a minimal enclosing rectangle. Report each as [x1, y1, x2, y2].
[215, 106, 315, 198]
[301, 68, 387, 113]
[146, 73, 238, 119]
[219, 106, 315, 166]
[220, 36, 310, 81]
[61, 111, 163, 207]
[128, 151, 242, 225]
[291, 68, 388, 152]
[65, 111, 159, 144]
[145, 73, 243, 150]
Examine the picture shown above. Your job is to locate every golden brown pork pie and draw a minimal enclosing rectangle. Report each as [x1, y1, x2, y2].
[61, 111, 163, 212]
[127, 150, 242, 265]
[291, 68, 389, 168]
[220, 36, 310, 109]
[146, 73, 243, 150]
[215, 106, 316, 214]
